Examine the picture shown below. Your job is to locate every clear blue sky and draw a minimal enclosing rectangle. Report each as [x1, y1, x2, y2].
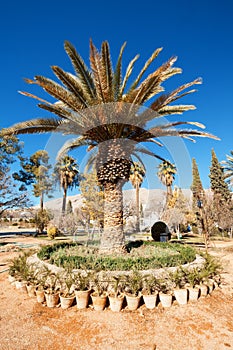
[0, 0, 232, 197]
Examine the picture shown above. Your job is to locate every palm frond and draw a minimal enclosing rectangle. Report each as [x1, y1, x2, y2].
[113, 42, 127, 100]
[84, 148, 98, 173]
[119, 54, 140, 98]
[31, 75, 84, 112]
[129, 47, 163, 91]
[64, 40, 96, 99]
[134, 144, 166, 162]
[89, 39, 106, 102]
[1, 118, 62, 136]
[101, 41, 114, 101]
[56, 136, 95, 160]
[52, 66, 92, 106]
[148, 127, 220, 140]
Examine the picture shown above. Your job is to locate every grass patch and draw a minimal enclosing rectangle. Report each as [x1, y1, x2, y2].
[37, 241, 197, 271]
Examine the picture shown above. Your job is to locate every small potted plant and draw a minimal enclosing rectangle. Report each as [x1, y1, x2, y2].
[59, 270, 76, 309]
[124, 270, 143, 311]
[74, 271, 92, 309]
[90, 272, 108, 311]
[108, 275, 125, 312]
[158, 277, 173, 308]
[44, 272, 60, 308]
[170, 268, 188, 305]
[142, 274, 159, 309]
[185, 268, 200, 301]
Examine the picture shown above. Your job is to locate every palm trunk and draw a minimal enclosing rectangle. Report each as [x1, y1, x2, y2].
[166, 185, 172, 205]
[100, 181, 125, 251]
[135, 182, 140, 232]
[62, 188, 67, 214]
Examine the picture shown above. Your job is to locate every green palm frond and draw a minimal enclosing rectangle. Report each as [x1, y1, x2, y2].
[64, 40, 96, 99]
[101, 41, 114, 101]
[113, 42, 127, 100]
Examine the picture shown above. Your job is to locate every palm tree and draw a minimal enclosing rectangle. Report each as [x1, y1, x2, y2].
[222, 151, 233, 188]
[129, 162, 146, 232]
[3, 40, 219, 251]
[54, 155, 79, 214]
[157, 160, 177, 204]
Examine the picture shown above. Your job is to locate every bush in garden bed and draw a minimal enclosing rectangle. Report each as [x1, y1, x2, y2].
[37, 241, 197, 271]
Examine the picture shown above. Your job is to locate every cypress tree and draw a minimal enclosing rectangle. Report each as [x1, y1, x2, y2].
[191, 158, 204, 210]
[209, 149, 231, 203]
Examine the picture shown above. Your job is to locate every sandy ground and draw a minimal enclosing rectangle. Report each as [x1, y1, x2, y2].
[0, 234, 233, 350]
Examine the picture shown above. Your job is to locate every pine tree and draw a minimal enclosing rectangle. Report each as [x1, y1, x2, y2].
[209, 149, 231, 203]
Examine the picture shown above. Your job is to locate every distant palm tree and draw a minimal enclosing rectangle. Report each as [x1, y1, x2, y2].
[222, 151, 233, 188]
[3, 40, 219, 251]
[158, 160, 177, 204]
[54, 156, 79, 214]
[130, 162, 146, 232]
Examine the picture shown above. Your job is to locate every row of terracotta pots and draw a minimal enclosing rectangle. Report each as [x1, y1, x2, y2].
[10, 276, 218, 312]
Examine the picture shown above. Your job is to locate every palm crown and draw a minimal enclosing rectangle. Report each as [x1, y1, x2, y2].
[3, 39, 219, 251]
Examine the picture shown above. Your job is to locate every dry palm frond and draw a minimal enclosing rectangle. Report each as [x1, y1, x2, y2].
[89, 39, 107, 103]
[27, 76, 83, 112]
[129, 47, 163, 91]
[52, 66, 92, 106]
[113, 42, 127, 100]
[56, 136, 95, 160]
[2, 118, 63, 135]
[64, 40, 96, 99]
[119, 54, 140, 98]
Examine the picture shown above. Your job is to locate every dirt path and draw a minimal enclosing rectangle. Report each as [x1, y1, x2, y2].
[0, 236, 233, 350]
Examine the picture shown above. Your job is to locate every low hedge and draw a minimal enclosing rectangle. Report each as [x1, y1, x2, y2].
[37, 241, 197, 271]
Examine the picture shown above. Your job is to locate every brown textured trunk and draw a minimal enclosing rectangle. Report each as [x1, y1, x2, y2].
[62, 188, 67, 214]
[100, 181, 125, 251]
[135, 182, 140, 232]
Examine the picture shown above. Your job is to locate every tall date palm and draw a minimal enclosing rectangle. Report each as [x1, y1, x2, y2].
[3, 40, 219, 251]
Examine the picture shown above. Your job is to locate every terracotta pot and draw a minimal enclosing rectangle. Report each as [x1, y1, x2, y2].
[45, 292, 60, 308]
[142, 292, 158, 310]
[188, 287, 200, 301]
[199, 284, 208, 297]
[174, 288, 188, 305]
[59, 294, 75, 309]
[26, 284, 36, 297]
[91, 293, 108, 311]
[159, 293, 173, 308]
[109, 294, 124, 312]
[75, 290, 91, 309]
[15, 281, 27, 293]
[207, 279, 215, 294]
[36, 288, 45, 303]
[125, 294, 141, 311]
[8, 275, 16, 284]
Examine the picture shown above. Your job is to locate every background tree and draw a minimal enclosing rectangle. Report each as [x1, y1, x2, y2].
[54, 155, 80, 214]
[129, 161, 146, 232]
[222, 150, 233, 189]
[80, 171, 104, 236]
[66, 199, 73, 215]
[209, 149, 232, 235]
[13, 150, 53, 210]
[158, 160, 177, 204]
[0, 133, 28, 216]
[3, 40, 219, 251]
[190, 158, 205, 228]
